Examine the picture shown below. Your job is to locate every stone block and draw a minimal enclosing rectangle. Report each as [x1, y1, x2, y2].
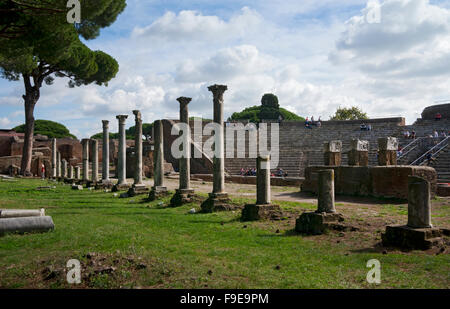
[381, 225, 444, 250]
[170, 189, 196, 207]
[324, 140, 342, 153]
[350, 139, 369, 151]
[295, 212, 345, 235]
[0, 216, 54, 235]
[127, 184, 149, 197]
[201, 192, 240, 213]
[148, 186, 169, 201]
[241, 204, 282, 221]
[378, 137, 398, 151]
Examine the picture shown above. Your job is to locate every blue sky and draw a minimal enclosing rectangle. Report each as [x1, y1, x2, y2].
[1, 0, 450, 138]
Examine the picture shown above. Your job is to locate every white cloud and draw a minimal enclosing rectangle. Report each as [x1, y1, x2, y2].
[0, 117, 11, 127]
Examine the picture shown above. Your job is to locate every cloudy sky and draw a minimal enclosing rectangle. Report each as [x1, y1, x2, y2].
[0, 0, 449, 138]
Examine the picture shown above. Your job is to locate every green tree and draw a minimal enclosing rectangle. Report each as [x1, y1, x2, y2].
[0, 0, 126, 175]
[229, 106, 305, 123]
[259, 93, 280, 120]
[330, 106, 369, 121]
[13, 119, 76, 139]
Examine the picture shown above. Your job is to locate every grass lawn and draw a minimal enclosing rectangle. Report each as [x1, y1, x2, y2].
[0, 178, 449, 289]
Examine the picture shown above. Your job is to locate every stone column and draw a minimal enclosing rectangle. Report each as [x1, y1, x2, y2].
[382, 176, 442, 250]
[75, 166, 81, 180]
[256, 156, 271, 205]
[81, 139, 90, 181]
[211, 85, 227, 194]
[148, 119, 167, 200]
[102, 120, 110, 183]
[295, 169, 344, 234]
[324, 141, 342, 166]
[116, 115, 128, 187]
[317, 169, 336, 213]
[133, 110, 143, 185]
[68, 165, 74, 180]
[91, 139, 99, 183]
[201, 85, 232, 213]
[407, 176, 432, 228]
[61, 159, 67, 179]
[348, 140, 369, 166]
[178, 97, 191, 191]
[56, 152, 61, 178]
[378, 137, 398, 166]
[51, 138, 57, 178]
[242, 155, 281, 221]
[170, 98, 195, 206]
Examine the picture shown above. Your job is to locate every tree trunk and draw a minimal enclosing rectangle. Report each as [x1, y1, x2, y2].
[20, 76, 39, 176]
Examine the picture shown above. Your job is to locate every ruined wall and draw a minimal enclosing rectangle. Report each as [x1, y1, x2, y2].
[422, 103, 450, 120]
[301, 165, 437, 200]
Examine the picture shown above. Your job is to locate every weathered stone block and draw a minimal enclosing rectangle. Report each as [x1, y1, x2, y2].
[348, 149, 369, 166]
[350, 139, 369, 151]
[381, 225, 443, 250]
[0, 216, 54, 235]
[201, 193, 239, 213]
[378, 150, 397, 166]
[170, 189, 196, 207]
[324, 152, 341, 166]
[324, 140, 342, 153]
[241, 204, 282, 221]
[127, 184, 149, 197]
[378, 137, 398, 151]
[148, 186, 169, 201]
[295, 212, 345, 235]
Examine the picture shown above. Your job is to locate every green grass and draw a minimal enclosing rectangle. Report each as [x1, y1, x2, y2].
[0, 179, 449, 289]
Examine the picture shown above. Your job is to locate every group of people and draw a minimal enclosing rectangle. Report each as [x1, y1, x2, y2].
[239, 167, 288, 178]
[430, 130, 448, 138]
[403, 130, 417, 139]
[304, 116, 321, 129]
[360, 123, 373, 131]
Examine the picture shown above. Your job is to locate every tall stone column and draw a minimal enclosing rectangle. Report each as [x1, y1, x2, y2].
[116, 115, 128, 188]
[81, 139, 90, 182]
[102, 120, 110, 183]
[348, 140, 369, 166]
[170, 97, 195, 206]
[242, 155, 281, 221]
[378, 137, 398, 166]
[68, 165, 74, 180]
[201, 85, 232, 213]
[296, 169, 344, 234]
[324, 141, 342, 166]
[382, 176, 443, 250]
[133, 110, 143, 185]
[127, 111, 148, 197]
[91, 139, 99, 183]
[317, 169, 336, 213]
[149, 120, 167, 200]
[75, 166, 81, 180]
[56, 152, 61, 179]
[61, 159, 67, 179]
[51, 138, 57, 178]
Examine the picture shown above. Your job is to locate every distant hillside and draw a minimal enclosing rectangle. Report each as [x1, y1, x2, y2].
[228, 105, 305, 123]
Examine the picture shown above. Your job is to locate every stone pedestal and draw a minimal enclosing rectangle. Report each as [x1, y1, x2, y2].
[170, 189, 196, 207]
[201, 85, 233, 213]
[295, 212, 345, 235]
[324, 141, 342, 166]
[378, 137, 398, 166]
[382, 176, 443, 250]
[348, 140, 369, 166]
[148, 186, 169, 201]
[127, 184, 149, 197]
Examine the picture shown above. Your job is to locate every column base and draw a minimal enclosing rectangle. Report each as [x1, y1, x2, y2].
[148, 186, 169, 201]
[95, 180, 114, 190]
[201, 192, 239, 213]
[170, 189, 196, 207]
[295, 212, 346, 235]
[127, 184, 150, 197]
[242, 204, 283, 221]
[381, 225, 444, 250]
[112, 183, 130, 192]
